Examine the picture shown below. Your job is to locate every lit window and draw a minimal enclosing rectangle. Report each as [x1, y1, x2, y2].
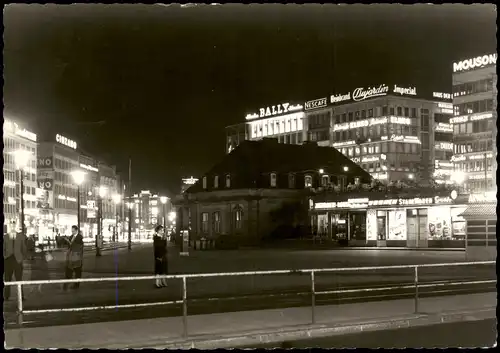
[322, 175, 330, 186]
[214, 175, 219, 188]
[201, 212, 209, 233]
[270, 173, 277, 187]
[225, 174, 231, 188]
[304, 175, 313, 188]
[234, 208, 243, 230]
[213, 212, 221, 233]
[202, 177, 207, 189]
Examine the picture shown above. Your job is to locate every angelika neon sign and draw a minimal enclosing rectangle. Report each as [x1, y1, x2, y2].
[453, 54, 497, 73]
[246, 103, 303, 120]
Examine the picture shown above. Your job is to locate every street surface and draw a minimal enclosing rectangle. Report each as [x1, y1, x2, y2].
[247, 319, 497, 348]
[4, 245, 495, 329]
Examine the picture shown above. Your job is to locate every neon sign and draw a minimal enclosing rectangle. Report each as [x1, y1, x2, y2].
[393, 85, 416, 96]
[56, 134, 77, 150]
[305, 98, 327, 110]
[353, 84, 389, 101]
[433, 92, 452, 100]
[453, 54, 497, 73]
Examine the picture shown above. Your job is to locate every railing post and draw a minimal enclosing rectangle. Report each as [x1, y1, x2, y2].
[414, 266, 419, 314]
[311, 271, 316, 324]
[16, 284, 24, 327]
[182, 276, 188, 338]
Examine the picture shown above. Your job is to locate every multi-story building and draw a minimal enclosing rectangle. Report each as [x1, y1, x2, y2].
[226, 83, 453, 184]
[3, 118, 38, 233]
[125, 190, 172, 240]
[451, 53, 497, 193]
[37, 133, 121, 241]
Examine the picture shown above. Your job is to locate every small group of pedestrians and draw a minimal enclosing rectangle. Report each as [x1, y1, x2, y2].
[4, 224, 85, 301]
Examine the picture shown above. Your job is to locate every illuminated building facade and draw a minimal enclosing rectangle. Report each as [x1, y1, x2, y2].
[225, 84, 453, 184]
[451, 53, 497, 192]
[3, 119, 38, 233]
[37, 134, 121, 241]
[125, 190, 173, 240]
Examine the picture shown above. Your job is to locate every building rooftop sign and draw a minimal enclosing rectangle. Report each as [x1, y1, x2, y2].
[56, 134, 77, 150]
[304, 97, 328, 111]
[182, 177, 198, 185]
[453, 53, 497, 73]
[314, 195, 454, 210]
[245, 102, 303, 120]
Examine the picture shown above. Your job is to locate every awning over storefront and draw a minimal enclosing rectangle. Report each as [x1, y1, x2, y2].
[459, 204, 497, 218]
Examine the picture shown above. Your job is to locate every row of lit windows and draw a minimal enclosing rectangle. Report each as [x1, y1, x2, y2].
[334, 124, 418, 142]
[339, 142, 420, 156]
[454, 139, 493, 154]
[54, 157, 78, 171]
[453, 120, 494, 135]
[454, 160, 493, 172]
[201, 211, 224, 234]
[453, 99, 493, 116]
[453, 78, 494, 97]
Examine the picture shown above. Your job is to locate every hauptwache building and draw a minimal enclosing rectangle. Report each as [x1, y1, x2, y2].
[226, 82, 454, 185]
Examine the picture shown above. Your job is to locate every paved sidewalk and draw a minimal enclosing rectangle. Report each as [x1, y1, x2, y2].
[5, 292, 496, 349]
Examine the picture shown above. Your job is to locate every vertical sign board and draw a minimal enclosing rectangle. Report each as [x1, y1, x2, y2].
[37, 157, 54, 210]
[87, 200, 97, 218]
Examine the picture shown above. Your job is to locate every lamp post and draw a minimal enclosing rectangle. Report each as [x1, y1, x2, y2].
[13, 150, 32, 238]
[71, 171, 86, 233]
[160, 196, 168, 231]
[112, 194, 122, 243]
[127, 202, 133, 250]
[97, 186, 108, 257]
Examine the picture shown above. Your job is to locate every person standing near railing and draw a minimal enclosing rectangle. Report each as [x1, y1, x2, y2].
[153, 225, 168, 288]
[3, 222, 27, 301]
[62, 225, 84, 291]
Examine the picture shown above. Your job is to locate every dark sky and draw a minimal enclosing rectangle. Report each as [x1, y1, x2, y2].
[3, 4, 496, 195]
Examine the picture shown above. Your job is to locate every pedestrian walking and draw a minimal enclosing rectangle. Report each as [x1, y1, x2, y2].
[153, 225, 168, 288]
[3, 222, 27, 301]
[29, 244, 52, 294]
[63, 225, 84, 291]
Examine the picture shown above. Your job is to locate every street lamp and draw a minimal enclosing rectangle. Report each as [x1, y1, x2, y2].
[127, 202, 134, 250]
[160, 196, 168, 232]
[112, 193, 122, 242]
[71, 170, 86, 233]
[13, 150, 32, 237]
[96, 186, 108, 256]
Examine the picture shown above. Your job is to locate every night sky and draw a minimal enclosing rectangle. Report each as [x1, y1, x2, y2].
[3, 4, 496, 195]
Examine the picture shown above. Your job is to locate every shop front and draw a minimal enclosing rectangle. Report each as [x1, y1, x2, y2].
[312, 192, 466, 248]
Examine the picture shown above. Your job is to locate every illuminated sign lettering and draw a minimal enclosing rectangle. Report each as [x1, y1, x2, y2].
[433, 92, 452, 100]
[37, 157, 53, 169]
[468, 191, 496, 203]
[353, 84, 389, 102]
[435, 123, 453, 132]
[435, 142, 453, 151]
[246, 103, 303, 120]
[453, 54, 497, 73]
[80, 163, 98, 172]
[438, 102, 453, 109]
[15, 127, 37, 142]
[393, 85, 417, 96]
[333, 140, 356, 147]
[330, 92, 351, 104]
[387, 135, 421, 144]
[182, 177, 199, 185]
[451, 155, 466, 162]
[313, 196, 450, 209]
[450, 112, 493, 124]
[389, 116, 411, 125]
[361, 156, 380, 163]
[305, 98, 327, 110]
[468, 153, 493, 160]
[56, 134, 77, 149]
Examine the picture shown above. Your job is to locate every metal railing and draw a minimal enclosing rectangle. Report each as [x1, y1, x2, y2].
[4, 261, 495, 337]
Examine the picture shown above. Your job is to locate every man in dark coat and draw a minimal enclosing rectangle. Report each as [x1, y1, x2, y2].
[153, 225, 168, 288]
[63, 225, 84, 291]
